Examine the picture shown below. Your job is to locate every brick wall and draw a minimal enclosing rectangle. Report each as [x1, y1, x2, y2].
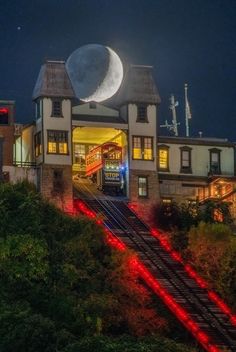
[0, 125, 14, 165]
[129, 169, 160, 222]
[40, 164, 73, 213]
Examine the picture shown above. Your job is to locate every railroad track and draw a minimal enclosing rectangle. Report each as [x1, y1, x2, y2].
[74, 181, 236, 352]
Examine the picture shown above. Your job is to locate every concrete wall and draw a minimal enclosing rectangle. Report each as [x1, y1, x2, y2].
[3, 165, 37, 185]
[159, 179, 200, 203]
[73, 102, 119, 117]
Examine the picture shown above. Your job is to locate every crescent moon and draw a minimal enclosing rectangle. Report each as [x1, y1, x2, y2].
[82, 46, 123, 102]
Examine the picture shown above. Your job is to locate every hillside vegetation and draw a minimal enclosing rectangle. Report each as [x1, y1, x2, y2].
[0, 182, 198, 352]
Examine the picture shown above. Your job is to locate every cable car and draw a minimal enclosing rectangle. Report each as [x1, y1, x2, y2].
[86, 142, 123, 193]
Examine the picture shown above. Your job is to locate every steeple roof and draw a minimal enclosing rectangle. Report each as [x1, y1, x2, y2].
[32, 61, 75, 100]
[115, 65, 161, 106]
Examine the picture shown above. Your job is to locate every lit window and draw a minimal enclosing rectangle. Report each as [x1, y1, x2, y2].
[143, 137, 153, 160]
[74, 144, 86, 164]
[158, 145, 169, 170]
[132, 136, 153, 160]
[162, 198, 172, 204]
[47, 130, 68, 154]
[133, 136, 142, 159]
[138, 176, 148, 197]
[34, 132, 42, 157]
[51, 100, 62, 117]
[48, 142, 57, 153]
[137, 104, 147, 122]
[180, 146, 192, 173]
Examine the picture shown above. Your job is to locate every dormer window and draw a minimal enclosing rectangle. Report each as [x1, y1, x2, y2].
[137, 104, 148, 122]
[51, 99, 63, 117]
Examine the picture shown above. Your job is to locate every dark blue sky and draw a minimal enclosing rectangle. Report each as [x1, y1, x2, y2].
[0, 0, 235, 140]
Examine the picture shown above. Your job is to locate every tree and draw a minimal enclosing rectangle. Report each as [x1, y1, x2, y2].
[0, 234, 48, 283]
[199, 200, 233, 225]
[188, 222, 236, 306]
[0, 182, 198, 350]
[150, 202, 182, 231]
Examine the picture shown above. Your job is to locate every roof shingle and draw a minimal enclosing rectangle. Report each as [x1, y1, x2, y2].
[115, 65, 161, 106]
[32, 61, 75, 100]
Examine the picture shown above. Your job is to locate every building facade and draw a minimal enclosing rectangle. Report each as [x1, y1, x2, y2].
[2, 58, 236, 220]
[158, 136, 236, 218]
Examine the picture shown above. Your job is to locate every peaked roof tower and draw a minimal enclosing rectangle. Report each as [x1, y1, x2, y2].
[32, 61, 75, 100]
[115, 65, 161, 106]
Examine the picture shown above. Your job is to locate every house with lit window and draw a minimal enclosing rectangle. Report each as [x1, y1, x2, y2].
[157, 136, 236, 218]
[5, 53, 236, 219]
[15, 60, 160, 213]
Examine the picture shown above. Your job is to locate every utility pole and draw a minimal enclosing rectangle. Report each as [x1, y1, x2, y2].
[160, 94, 180, 136]
[169, 94, 179, 136]
[184, 83, 192, 137]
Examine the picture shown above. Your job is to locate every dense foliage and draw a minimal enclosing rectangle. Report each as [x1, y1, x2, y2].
[188, 222, 236, 309]
[151, 200, 236, 310]
[0, 182, 197, 352]
[151, 200, 233, 232]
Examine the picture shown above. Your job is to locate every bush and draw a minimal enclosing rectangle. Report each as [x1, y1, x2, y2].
[188, 222, 236, 307]
[0, 182, 175, 350]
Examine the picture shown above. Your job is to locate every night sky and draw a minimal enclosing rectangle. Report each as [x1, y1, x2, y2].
[0, 0, 235, 140]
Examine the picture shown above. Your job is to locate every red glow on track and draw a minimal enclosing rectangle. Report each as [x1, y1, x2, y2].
[149, 225, 236, 325]
[129, 257, 218, 352]
[74, 199, 236, 351]
[104, 228, 126, 251]
[208, 291, 236, 326]
[74, 200, 97, 220]
[184, 264, 208, 289]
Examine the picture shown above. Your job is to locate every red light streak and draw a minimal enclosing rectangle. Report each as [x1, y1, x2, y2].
[184, 264, 208, 289]
[149, 225, 235, 326]
[74, 200, 235, 351]
[128, 257, 219, 352]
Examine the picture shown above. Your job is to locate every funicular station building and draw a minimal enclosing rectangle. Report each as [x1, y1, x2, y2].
[1, 46, 236, 220]
[2, 48, 236, 351]
[31, 60, 160, 215]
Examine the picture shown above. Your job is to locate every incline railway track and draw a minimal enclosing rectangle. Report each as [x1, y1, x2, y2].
[74, 180, 236, 352]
